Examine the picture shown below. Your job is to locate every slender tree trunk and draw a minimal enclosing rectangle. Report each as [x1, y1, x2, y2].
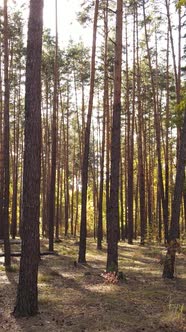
[170, 111, 186, 240]
[143, 0, 168, 241]
[11, 71, 21, 239]
[92, 128, 98, 240]
[64, 86, 70, 236]
[106, 0, 123, 273]
[136, 6, 146, 244]
[0, 33, 4, 239]
[120, 157, 125, 240]
[74, 172, 79, 237]
[97, 0, 108, 250]
[125, 10, 132, 245]
[164, 28, 170, 243]
[3, 0, 11, 267]
[48, 0, 58, 251]
[127, 7, 136, 244]
[41, 79, 50, 237]
[78, 0, 99, 263]
[165, 0, 181, 160]
[163, 110, 186, 278]
[105, 80, 110, 242]
[70, 142, 76, 236]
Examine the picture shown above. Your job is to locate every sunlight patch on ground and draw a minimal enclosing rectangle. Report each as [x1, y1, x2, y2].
[159, 310, 185, 331]
[0, 257, 4, 264]
[0, 274, 11, 285]
[60, 271, 77, 279]
[86, 253, 105, 261]
[126, 265, 159, 274]
[83, 283, 120, 294]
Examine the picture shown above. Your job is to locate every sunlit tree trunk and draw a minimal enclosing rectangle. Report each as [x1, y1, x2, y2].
[70, 141, 76, 236]
[125, 10, 131, 244]
[97, 0, 108, 250]
[165, 0, 182, 163]
[127, 6, 136, 244]
[164, 28, 170, 243]
[78, 0, 99, 263]
[92, 128, 98, 239]
[143, 0, 168, 241]
[11, 66, 22, 240]
[64, 86, 70, 236]
[41, 78, 50, 237]
[136, 6, 146, 244]
[55, 116, 62, 239]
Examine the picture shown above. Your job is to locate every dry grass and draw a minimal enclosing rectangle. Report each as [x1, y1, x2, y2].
[0, 238, 186, 332]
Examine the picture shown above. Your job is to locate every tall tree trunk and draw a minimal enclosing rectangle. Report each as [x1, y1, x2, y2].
[92, 128, 98, 240]
[55, 117, 62, 239]
[41, 79, 50, 237]
[64, 85, 70, 236]
[48, 0, 58, 251]
[163, 110, 186, 278]
[127, 6, 136, 244]
[105, 76, 110, 242]
[14, 0, 43, 316]
[97, 0, 108, 250]
[125, 10, 132, 244]
[120, 156, 125, 240]
[106, 0, 123, 273]
[74, 171, 80, 237]
[3, 0, 11, 267]
[0, 33, 4, 239]
[143, 0, 168, 241]
[136, 6, 146, 244]
[78, 0, 99, 263]
[11, 70, 21, 239]
[165, 0, 182, 160]
[164, 28, 170, 243]
[169, 111, 186, 240]
[70, 141, 76, 236]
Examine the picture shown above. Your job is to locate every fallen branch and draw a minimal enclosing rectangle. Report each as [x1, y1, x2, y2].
[0, 251, 59, 257]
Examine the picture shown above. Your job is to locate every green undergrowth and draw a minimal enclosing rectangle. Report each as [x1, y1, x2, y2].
[5, 264, 19, 273]
[0, 264, 5, 271]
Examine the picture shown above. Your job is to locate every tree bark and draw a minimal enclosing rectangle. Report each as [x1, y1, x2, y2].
[163, 110, 186, 278]
[106, 0, 123, 273]
[3, 0, 11, 267]
[48, 0, 58, 251]
[97, 0, 108, 250]
[78, 0, 99, 263]
[13, 0, 43, 316]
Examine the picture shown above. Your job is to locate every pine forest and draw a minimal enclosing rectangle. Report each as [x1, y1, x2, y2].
[0, 0, 186, 331]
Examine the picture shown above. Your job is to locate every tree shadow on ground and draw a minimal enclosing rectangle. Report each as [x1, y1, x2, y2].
[1, 239, 186, 332]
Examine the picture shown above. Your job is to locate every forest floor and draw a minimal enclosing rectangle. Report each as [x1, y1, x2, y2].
[0, 238, 186, 332]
